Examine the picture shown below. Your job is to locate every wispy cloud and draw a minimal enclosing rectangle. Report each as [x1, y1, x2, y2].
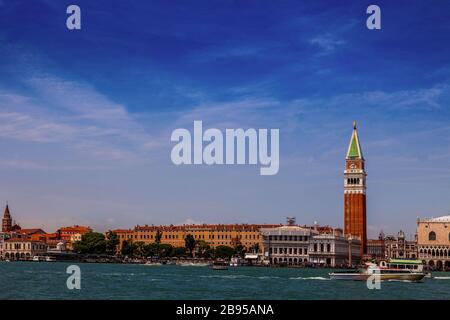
[310, 34, 346, 55]
[0, 76, 165, 165]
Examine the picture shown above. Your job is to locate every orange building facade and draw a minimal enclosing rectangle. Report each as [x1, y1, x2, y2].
[57, 225, 93, 242]
[114, 224, 282, 252]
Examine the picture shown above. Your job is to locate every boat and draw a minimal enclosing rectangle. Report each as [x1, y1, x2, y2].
[212, 265, 228, 270]
[45, 256, 56, 262]
[229, 257, 245, 267]
[32, 256, 41, 262]
[329, 259, 427, 282]
[144, 261, 162, 266]
[211, 261, 228, 270]
[178, 262, 210, 267]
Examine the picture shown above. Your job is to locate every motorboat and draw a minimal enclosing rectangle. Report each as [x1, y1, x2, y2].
[329, 259, 427, 282]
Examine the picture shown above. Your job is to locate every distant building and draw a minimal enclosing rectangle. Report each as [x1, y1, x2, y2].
[260, 224, 317, 265]
[260, 218, 359, 267]
[58, 225, 92, 241]
[384, 230, 417, 260]
[1, 204, 12, 232]
[2, 204, 21, 233]
[366, 232, 386, 261]
[417, 215, 450, 270]
[309, 233, 361, 267]
[0, 238, 47, 260]
[19, 228, 46, 237]
[114, 224, 281, 253]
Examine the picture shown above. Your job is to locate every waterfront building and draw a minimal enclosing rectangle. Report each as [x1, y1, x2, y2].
[0, 238, 47, 260]
[344, 121, 367, 257]
[366, 232, 386, 261]
[114, 223, 281, 252]
[384, 230, 417, 260]
[260, 222, 317, 265]
[417, 215, 450, 270]
[19, 228, 46, 237]
[57, 225, 92, 243]
[308, 233, 361, 267]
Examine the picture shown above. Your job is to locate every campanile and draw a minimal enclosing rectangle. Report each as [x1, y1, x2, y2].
[344, 121, 367, 257]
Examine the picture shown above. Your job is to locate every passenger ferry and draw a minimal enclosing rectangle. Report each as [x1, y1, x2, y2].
[329, 259, 427, 282]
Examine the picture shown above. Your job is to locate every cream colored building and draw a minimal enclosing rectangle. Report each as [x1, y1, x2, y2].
[309, 233, 361, 267]
[261, 225, 317, 265]
[417, 215, 450, 270]
[0, 239, 48, 260]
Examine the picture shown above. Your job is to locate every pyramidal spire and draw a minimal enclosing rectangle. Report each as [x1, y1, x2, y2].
[346, 121, 364, 159]
[4, 203, 11, 217]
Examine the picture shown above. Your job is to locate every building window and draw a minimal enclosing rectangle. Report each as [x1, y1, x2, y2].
[429, 231, 436, 241]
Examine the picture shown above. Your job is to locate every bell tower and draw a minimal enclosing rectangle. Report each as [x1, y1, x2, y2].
[2, 203, 13, 232]
[344, 121, 367, 257]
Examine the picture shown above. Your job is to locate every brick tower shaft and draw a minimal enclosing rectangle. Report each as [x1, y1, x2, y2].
[344, 121, 367, 257]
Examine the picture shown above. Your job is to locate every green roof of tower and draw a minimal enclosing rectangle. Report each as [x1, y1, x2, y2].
[346, 121, 363, 159]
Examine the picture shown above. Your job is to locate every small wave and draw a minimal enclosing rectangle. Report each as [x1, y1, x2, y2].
[200, 275, 250, 279]
[289, 276, 329, 280]
[433, 276, 450, 280]
[257, 276, 280, 279]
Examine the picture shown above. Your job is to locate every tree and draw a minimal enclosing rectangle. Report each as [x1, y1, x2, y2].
[105, 230, 120, 255]
[184, 234, 196, 257]
[144, 243, 158, 257]
[195, 240, 211, 258]
[234, 244, 246, 258]
[172, 246, 187, 257]
[121, 240, 134, 257]
[155, 230, 163, 245]
[158, 244, 173, 257]
[73, 232, 107, 254]
[214, 245, 234, 259]
[134, 241, 147, 258]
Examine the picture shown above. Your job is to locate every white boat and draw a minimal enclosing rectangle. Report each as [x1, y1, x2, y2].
[329, 259, 427, 282]
[32, 256, 41, 262]
[144, 261, 162, 266]
[45, 256, 56, 262]
[178, 262, 210, 267]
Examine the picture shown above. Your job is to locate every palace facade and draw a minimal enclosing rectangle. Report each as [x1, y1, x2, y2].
[260, 224, 316, 265]
[417, 215, 450, 270]
[114, 223, 282, 252]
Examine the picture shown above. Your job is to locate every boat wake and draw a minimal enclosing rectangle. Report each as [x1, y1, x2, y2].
[289, 276, 330, 280]
[433, 276, 450, 280]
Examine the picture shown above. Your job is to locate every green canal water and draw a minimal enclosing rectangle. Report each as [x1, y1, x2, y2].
[2, 262, 450, 299]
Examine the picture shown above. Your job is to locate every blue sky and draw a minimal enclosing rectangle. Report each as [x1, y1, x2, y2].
[1, 0, 450, 238]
